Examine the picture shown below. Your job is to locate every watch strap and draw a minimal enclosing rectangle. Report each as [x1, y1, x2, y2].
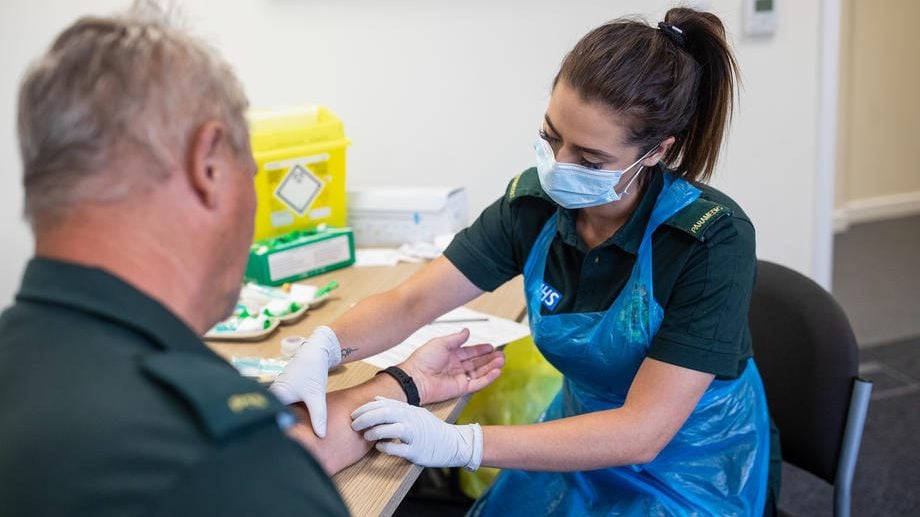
[376, 366, 420, 406]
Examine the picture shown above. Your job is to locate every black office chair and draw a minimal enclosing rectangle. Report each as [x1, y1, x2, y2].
[749, 260, 872, 517]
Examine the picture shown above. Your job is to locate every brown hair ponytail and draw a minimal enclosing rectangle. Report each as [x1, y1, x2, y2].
[555, 7, 740, 182]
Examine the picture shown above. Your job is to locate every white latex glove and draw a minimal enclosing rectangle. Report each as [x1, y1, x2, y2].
[350, 396, 483, 471]
[269, 326, 341, 438]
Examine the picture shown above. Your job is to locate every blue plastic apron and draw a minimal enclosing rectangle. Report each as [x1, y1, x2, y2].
[470, 174, 770, 516]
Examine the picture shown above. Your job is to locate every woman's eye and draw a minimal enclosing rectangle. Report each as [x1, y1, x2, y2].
[539, 129, 560, 143]
[579, 158, 603, 170]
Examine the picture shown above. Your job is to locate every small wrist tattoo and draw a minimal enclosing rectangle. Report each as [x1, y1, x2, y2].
[341, 347, 359, 360]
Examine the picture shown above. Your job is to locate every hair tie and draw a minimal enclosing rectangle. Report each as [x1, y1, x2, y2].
[658, 22, 686, 48]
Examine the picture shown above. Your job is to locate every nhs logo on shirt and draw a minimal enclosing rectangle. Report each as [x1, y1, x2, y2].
[540, 282, 562, 311]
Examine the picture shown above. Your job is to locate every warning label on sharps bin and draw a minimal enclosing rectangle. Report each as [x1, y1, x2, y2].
[274, 163, 323, 216]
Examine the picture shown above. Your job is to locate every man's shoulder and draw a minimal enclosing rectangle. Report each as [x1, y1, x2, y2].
[0, 302, 342, 515]
[141, 350, 290, 440]
[142, 350, 346, 514]
[130, 350, 345, 514]
[0, 299, 290, 442]
[0, 280, 159, 353]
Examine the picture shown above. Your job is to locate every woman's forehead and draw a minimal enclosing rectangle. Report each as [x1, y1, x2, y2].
[546, 81, 631, 151]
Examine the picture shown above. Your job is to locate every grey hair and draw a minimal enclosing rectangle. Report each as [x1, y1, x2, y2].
[17, 0, 250, 225]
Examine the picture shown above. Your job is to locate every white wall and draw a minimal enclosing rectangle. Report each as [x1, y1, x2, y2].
[0, 0, 827, 305]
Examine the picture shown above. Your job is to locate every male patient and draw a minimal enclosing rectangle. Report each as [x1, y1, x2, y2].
[0, 3, 503, 515]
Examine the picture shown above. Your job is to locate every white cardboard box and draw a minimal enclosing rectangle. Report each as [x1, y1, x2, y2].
[347, 186, 468, 247]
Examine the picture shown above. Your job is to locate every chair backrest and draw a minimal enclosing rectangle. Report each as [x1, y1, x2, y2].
[748, 260, 860, 484]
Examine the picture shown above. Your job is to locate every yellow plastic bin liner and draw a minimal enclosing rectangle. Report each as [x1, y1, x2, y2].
[456, 335, 563, 499]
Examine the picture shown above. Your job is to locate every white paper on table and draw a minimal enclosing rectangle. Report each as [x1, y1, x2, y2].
[354, 248, 401, 267]
[362, 306, 530, 369]
[354, 247, 428, 266]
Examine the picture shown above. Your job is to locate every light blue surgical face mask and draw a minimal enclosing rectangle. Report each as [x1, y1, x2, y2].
[534, 136, 659, 209]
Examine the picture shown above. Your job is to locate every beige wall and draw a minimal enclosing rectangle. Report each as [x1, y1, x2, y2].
[837, 0, 920, 220]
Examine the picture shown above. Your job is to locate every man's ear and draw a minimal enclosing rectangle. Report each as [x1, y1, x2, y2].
[188, 120, 225, 209]
[643, 136, 676, 167]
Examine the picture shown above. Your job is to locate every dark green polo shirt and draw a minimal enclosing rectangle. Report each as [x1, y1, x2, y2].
[0, 259, 348, 517]
[445, 166, 757, 380]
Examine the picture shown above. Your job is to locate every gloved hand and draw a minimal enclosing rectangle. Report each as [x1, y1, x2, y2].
[269, 326, 341, 438]
[351, 396, 483, 471]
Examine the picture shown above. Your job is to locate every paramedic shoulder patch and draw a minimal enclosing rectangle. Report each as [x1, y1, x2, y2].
[664, 197, 732, 241]
[507, 168, 552, 204]
[142, 351, 286, 440]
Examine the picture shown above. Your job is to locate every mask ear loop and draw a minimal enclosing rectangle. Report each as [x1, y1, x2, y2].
[616, 143, 662, 197]
[618, 165, 645, 197]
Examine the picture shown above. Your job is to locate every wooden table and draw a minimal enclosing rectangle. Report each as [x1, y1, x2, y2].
[206, 262, 525, 517]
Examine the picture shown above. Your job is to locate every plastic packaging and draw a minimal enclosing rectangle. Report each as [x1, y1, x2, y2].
[204, 281, 338, 341]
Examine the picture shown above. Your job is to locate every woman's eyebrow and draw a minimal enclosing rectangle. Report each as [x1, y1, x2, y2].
[544, 114, 617, 162]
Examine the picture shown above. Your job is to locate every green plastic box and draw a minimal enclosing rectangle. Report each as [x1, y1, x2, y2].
[245, 227, 355, 286]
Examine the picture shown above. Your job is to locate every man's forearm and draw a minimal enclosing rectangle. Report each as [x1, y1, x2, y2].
[285, 372, 406, 475]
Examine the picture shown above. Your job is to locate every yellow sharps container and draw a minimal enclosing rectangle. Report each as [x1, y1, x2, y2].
[248, 105, 351, 242]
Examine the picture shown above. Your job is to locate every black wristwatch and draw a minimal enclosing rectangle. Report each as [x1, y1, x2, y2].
[376, 366, 421, 406]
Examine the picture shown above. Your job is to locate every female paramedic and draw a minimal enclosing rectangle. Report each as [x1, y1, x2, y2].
[272, 7, 778, 516]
